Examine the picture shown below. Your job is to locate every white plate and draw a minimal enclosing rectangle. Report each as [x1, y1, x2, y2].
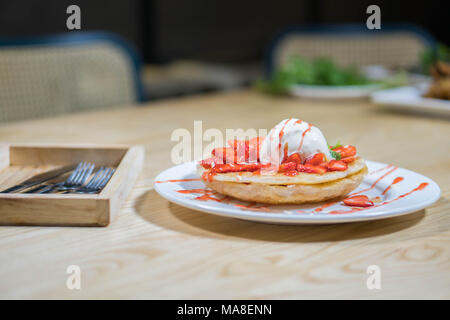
[154, 160, 440, 224]
[371, 86, 450, 116]
[289, 84, 382, 99]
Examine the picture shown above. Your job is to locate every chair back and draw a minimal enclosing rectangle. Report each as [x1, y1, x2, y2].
[266, 24, 436, 75]
[0, 32, 144, 123]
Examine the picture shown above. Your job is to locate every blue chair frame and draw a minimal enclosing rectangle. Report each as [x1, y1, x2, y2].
[0, 31, 146, 102]
[264, 24, 437, 76]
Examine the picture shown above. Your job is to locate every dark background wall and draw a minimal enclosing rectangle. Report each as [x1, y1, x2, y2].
[0, 0, 447, 63]
[0, 0, 143, 48]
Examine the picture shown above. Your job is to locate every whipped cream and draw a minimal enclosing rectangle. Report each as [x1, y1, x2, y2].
[259, 118, 332, 164]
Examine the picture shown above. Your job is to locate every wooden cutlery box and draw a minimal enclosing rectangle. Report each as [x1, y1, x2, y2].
[0, 143, 144, 226]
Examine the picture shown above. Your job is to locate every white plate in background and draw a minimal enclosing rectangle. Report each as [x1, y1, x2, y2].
[371, 86, 450, 116]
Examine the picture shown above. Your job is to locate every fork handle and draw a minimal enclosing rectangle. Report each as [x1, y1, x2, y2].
[23, 184, 52, 194]
[37, 183, 62, 194]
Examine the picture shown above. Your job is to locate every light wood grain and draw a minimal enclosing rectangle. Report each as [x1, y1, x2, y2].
[0, 90, 448, 299]
[0, 144, 144, 227]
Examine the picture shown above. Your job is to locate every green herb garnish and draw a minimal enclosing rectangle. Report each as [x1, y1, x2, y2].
[330, 150, 341, 160]
[329, 141, 342, 150]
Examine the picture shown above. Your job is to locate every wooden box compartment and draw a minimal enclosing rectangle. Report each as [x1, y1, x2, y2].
[0, 143, 144, 226]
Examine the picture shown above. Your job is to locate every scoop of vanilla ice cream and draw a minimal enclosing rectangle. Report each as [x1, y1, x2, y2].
[259, 118, 332, 164]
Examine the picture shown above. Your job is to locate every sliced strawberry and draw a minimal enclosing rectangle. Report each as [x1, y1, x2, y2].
[212, 147, 236, 164]
[279, 162, 297, 172]
[297, 164, 327, 174]
[343, 195, 374, 207]
[341, 156, 357, 163]
[211, 163, 241, 173]
[211, 163, 265, 174]
[333, 145, 356, 158]
[325, 160, 348, 171]
[199, 157, 215, 169]
[305, 153, 325, 166]
[202, 170, 215, 182]
[282, 152, 303, 165]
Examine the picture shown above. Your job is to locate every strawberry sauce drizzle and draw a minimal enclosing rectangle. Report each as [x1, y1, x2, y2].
[329, 183, 428, 214]
[314, 201, 337, 212]
[155, 178, 202, 183]
[351, 165, 398, 195]
[368, 164, 393, 176]
[311, 165, 397, 212]
[177, 188, 226, 202]
[278, 118, 292, 151]
[296, 123, 312, 153]
[176, 188, 269, 212]
[382, 177, 404, 195]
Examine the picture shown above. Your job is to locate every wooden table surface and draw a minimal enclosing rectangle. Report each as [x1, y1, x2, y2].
[0, 90, 449, 299]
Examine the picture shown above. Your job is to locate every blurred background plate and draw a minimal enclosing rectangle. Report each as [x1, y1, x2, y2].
[371, 86, 450, 116]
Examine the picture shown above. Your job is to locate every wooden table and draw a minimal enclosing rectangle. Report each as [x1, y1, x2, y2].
[0, 90, 449, 299]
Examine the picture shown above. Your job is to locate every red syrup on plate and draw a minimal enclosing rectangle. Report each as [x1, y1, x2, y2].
[329, 182, 428, 214]
[352, 166, 398, 195]
[382, 177, 404, 195]
[155, 178, 202, 183]
[176, 188, 270, 212]
[311, 164, 399, 212]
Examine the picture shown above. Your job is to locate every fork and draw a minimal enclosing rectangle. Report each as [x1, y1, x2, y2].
[74, 167, 115, 194]
[34, 162, 95, 194]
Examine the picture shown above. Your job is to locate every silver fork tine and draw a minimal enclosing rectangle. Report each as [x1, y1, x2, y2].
[85, 167, 105, 188]
[97, 168, 115, 190]
[82, 164, 95, 184]
[75, 163, 94, 185]
[93, 168, 111, 189]
[74, 167, 115, 194]
[70, 162, 87, 185]
[67, 162, 84, 184]
[92, 168, 109, 189]
[71, 162, 85, 185]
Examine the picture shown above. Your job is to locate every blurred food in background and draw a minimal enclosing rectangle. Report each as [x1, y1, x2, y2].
[425, 62, 450, 100]
[255, 24, 434, 99]
[423, 45, 450, 100]
[254, 56, 407, 96]
[370, 44, 450, 116]
[256, 57, 372, 93]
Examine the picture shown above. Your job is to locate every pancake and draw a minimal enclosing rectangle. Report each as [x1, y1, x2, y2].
[204, 166, 368, 204]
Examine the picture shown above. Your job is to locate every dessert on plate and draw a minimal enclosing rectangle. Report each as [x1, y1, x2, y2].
[197, 118, 368, 204]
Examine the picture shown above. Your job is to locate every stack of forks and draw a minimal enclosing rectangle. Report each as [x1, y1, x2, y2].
[25, 162, 115, 194]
